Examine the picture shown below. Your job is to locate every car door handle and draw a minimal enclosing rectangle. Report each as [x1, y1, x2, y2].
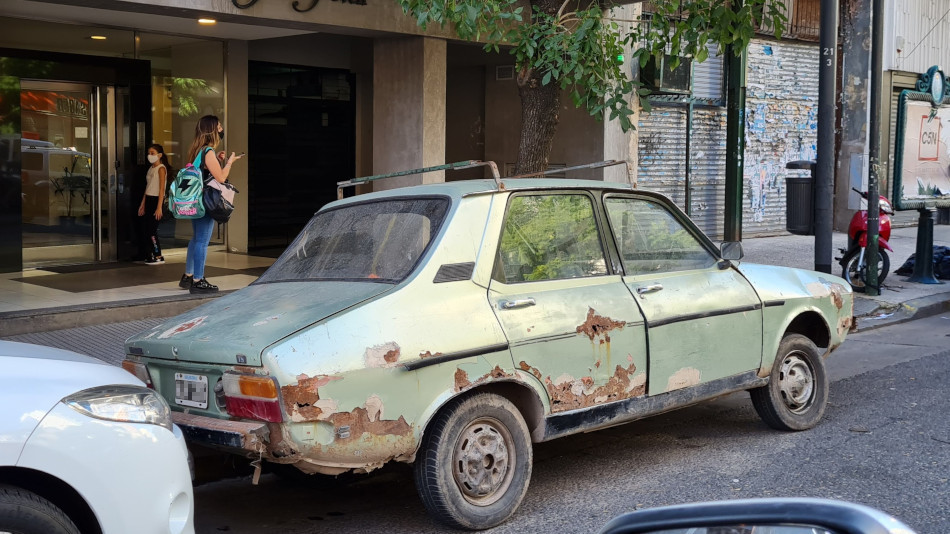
[636, 284, 663, 296]
[499, 298, 536, 310]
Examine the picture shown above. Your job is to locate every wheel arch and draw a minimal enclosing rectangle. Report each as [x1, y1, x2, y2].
[783, 310, 831, 349]
[0, 467, 102, 534]
[420, 380, 547, 446]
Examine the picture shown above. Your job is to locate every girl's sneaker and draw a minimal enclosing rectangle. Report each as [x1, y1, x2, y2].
[189, 279, 219, 294]
[179, 274, 193, 289]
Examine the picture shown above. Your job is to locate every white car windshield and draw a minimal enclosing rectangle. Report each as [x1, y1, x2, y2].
[257, 197, 449, 283]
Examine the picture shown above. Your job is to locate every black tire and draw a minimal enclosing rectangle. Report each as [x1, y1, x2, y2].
[0, 485, 80, 534]
[840, 247, 890, 293]
[750, 334, 828, 431]
[414, 393, 532, 530]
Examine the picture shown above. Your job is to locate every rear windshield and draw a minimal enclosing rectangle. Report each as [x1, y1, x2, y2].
[257, 197, 450, 283]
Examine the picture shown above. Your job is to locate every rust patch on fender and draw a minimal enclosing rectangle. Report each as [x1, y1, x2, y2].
[838, 315, 854, 338]
[282, 374, 343, 421]
[365, 342, 400, 368]
[454, 368, 472, 392]
[419, 351, 443, 359]
[328, 406, 412, 441]
[519, 361, 543, 380]
[829, 284, 845, 310]
[576, 308, 625, 343]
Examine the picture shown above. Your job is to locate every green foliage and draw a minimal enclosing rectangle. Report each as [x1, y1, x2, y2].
[396, 0, 786, 133]
[499, 195, 605, 281]
[171, 77, 214, 118]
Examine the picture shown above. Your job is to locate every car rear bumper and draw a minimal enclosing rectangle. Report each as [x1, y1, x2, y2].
[172, 411, 269, 455]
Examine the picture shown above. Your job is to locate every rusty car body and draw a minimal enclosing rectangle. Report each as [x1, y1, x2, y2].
[125, 177, 853, 530]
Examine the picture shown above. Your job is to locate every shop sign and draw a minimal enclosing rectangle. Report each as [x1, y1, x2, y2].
[893, 65, 950, 210]
[56, 97, 88, 118]
[232, 0, 367, 12]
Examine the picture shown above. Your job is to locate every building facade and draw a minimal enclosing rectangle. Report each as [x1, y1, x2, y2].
[0, 0, 634, 273]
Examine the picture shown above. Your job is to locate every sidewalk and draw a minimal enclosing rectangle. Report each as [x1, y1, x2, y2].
[1, 225, 949, 336]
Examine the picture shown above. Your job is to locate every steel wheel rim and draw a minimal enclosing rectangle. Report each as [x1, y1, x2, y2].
[452, 416, 515, 506]
[778, 353, 815, 413]
[846, 254, 884, 288]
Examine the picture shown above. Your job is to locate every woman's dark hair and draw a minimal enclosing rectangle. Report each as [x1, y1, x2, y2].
[187, 115, 220, 162]
[148, 143, 172, 174]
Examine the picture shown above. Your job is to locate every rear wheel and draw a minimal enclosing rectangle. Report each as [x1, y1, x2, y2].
[0, 485, 80, 534]
[750, 334, 828, 431]
[414, 393, 532, 530]
[841, 247, 890, 293]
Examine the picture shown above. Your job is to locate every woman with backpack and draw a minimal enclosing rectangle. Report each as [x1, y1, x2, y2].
[179, 115, 243, 294]
[139, 144, 171, 265]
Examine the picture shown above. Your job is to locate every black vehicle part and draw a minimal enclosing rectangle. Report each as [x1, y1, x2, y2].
[0, 484, 80, 534]
[414, 392, 532, 530]
[750, 333, 828, 431]
[840, 246, 890, 293]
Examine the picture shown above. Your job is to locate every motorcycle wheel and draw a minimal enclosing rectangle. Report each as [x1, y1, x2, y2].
[840, 247, 890, 293]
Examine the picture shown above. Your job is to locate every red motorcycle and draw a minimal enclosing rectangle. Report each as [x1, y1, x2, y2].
[838, 187, 894, 292]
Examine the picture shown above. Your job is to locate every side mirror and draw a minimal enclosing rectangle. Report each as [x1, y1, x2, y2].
[599, 498, 914, 534]
[720, 241, 744, 261]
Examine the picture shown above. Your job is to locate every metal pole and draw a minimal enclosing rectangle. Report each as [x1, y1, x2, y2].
[865, 0, 884, 295]
[814, 0, 839, 274]
[724, 2, 747, 242]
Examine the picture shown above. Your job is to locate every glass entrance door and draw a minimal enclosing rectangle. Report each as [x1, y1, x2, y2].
[20, 81, 115, 268]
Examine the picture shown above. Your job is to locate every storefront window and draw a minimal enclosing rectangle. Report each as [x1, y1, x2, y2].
[138, 34, 225, 247]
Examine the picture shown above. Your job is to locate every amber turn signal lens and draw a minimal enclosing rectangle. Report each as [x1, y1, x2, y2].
[238, 376, 278, 398]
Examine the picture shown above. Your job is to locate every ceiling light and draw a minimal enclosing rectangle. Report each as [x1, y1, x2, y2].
[89, 35, 107, 40]
[198, 18, 217, 25]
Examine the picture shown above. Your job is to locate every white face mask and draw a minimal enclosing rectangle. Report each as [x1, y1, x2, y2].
[147, 154, 160, 164]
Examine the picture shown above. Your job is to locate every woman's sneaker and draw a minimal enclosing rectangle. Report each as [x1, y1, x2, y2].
[190, 278, 219, 294]
[179, 274, 193, 289]
[145, 255, 164, 265]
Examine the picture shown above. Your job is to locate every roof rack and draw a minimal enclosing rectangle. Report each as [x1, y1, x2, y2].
[336, 159, 628, 199]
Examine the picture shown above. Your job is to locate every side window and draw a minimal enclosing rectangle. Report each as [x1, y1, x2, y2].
[495, 194, 608, 283]
[604, 197, 716, 275]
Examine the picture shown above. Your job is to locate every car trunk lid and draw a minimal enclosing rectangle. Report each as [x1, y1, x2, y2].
[125, 281, 391, 366]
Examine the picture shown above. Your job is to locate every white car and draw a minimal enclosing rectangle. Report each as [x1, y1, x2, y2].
[0, 341, 194, 534]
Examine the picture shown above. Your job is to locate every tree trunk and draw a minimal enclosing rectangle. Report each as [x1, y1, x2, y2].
[514, 66, 560, 175]
[513, 0, 564, 176]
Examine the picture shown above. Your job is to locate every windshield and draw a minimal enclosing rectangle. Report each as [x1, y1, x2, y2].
[257, 197, 450, 283]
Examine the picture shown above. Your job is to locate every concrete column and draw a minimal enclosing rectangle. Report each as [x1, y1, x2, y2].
[224, 39, 249, 253]
[373, 37, 446, 189]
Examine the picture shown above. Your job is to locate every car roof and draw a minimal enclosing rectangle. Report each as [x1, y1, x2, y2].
[328, 178, 639, 209]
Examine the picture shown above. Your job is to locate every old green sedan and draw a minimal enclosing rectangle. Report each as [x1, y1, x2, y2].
[124, 176, 853, 530]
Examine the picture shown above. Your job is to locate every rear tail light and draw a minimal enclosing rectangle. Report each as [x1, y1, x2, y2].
[222, 373, 283, 422]
[121, 360, 153, 388]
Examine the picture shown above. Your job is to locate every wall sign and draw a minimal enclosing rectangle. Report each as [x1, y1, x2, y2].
[232, 0, 367, 12]
[893, 65, 950, 210]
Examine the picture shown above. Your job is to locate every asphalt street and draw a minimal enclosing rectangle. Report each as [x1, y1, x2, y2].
[4, 314, 949, 533]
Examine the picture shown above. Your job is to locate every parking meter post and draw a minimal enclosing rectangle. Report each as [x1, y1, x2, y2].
[907, 207, 943, 284]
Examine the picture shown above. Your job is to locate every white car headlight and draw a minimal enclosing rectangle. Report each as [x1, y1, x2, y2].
[63, 385, 173, 432]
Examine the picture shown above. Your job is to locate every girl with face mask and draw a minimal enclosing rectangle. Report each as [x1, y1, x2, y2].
[139, 144, 171, 264]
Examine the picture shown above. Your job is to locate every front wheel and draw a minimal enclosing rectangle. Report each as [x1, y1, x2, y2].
[840, 247, 890, 293]
[414, 393, 532, 530]
[750, 334, 828, 431]
[0, 485, 80, 534]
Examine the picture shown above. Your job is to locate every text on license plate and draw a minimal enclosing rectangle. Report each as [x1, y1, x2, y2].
[175, 373, 209, 409]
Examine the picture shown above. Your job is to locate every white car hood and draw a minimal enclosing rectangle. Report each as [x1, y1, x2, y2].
[0, 341, 144, 465]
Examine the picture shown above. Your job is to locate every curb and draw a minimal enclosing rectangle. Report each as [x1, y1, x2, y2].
[855, 293, 950, 332]
[0, 291, 234, 337]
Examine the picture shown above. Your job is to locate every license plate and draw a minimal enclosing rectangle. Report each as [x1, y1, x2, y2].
[175, 373, 209, 409]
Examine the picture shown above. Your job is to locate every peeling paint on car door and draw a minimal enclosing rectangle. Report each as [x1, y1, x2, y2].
[604, 195, 763, 394]
[489, 193, 648, 413]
